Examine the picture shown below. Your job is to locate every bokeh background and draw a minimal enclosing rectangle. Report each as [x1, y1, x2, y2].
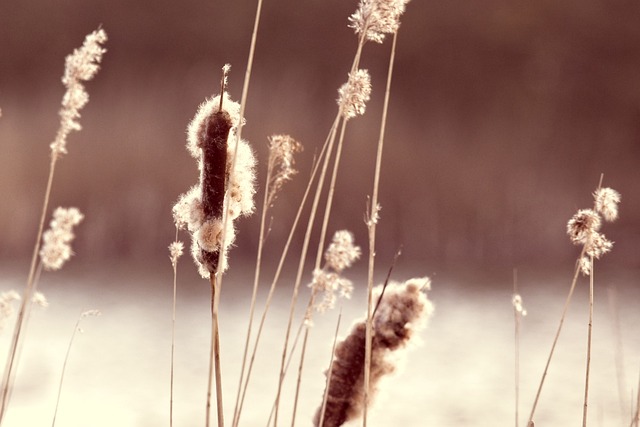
[1, 0, 639, 274]
[1, 2, 640, 426]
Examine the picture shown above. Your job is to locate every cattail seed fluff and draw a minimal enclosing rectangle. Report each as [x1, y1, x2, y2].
[173, 93, 256, 278]
[314, 278, 433, 427]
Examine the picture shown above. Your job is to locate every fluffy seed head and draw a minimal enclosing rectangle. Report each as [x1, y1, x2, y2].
[594, 187, 621, 222]
[567, 209, 601, 245]
[314, 277, 433, 426]
[50, 28, 107, 157]
[39, 207, 84, 271]
[169, 241, 184, 267]
[267, 135, 303, 206]
[325, 230, 361, 272]
[337, 69, 372, 120]
[349, 0, 411, 43]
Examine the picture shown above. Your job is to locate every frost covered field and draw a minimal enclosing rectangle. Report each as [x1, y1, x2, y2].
[0, 266, 638, 427]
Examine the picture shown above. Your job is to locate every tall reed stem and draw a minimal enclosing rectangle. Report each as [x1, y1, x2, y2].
[513, 268, 521, 427]
[234, 124, 337, 427]
[527, 246, 586, 425]
[364, 30, 398, 426]
[206, 273, 224, 427]
[582, 255, 594, 427]
[0, 155, 58, 423]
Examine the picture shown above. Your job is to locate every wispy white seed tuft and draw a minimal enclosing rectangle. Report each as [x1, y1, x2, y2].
[307, 231, 361, 320]
[349, 0, 411, 43]
[50, 28, 107, 157]
[266, 135, 303, 206]
[324, 230, 361, 272]
[32, 292, 49, 308]
[567, 209, 601, 245]
[0, 291, 21, 331]
[169, 241, 184, 267]
[337, 69, 372, 120]
[593, 187, 621, 222]
[39, 207, 84, 271]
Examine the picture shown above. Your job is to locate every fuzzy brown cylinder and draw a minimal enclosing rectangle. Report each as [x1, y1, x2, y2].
[198, 110, 232, 273]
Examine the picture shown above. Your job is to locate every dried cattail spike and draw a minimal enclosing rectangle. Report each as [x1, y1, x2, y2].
[315, 278, 434, 427]
[174, 69, 256, 278]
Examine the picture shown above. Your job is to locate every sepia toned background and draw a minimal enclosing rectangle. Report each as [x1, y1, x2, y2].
[1, 2, 640, 427]
[1, 0, 639, 276]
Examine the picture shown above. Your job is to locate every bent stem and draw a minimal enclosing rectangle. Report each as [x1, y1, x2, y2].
[0, 155, 58, 422]
[527, 246, 586, 425]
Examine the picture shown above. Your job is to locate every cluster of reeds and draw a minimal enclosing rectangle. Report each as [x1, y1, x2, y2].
[0, 28, 107, 424]
[2, 1, 635, 426]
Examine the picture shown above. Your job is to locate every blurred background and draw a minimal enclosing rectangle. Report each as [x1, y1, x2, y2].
[1, 0, 639, 276]
[1, 2, 640, 427]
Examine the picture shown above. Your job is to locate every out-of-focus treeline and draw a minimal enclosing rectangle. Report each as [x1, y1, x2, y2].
[1, 0, 639, 273]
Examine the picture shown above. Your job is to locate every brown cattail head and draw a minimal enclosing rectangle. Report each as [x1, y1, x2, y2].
[314, 277, 434, 427]
[173, 89, 256, 278]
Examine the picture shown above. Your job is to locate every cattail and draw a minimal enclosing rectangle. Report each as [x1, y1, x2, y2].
[337, 69, 372, 120]
[349, 0, 411, 43]
[39, 207, 84, 271]
[50, 28, 107, 157]
[173, 78, 256, 278]
[314, 277, 433, 427]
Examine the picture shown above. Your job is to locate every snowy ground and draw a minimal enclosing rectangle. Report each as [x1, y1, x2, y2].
[0, 265, 638, 427]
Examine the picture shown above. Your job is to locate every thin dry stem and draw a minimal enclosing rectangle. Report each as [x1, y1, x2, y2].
[233, 118, 338, 427]
[514, 268, 521, 427]
[52, 311, 99, 427]
[608, 287, 628, 421]
[170, 229, 179, 427]
[527, 247, 586, 424]
[364, 30, 398, 426]
[232, 145, 273, 427]
[206, 273, 224, 427]
[0, 156, 57, 421]
[318, 310, 343, 427]
[273, 119, 342, 426]
[582, 255, 595, 427]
